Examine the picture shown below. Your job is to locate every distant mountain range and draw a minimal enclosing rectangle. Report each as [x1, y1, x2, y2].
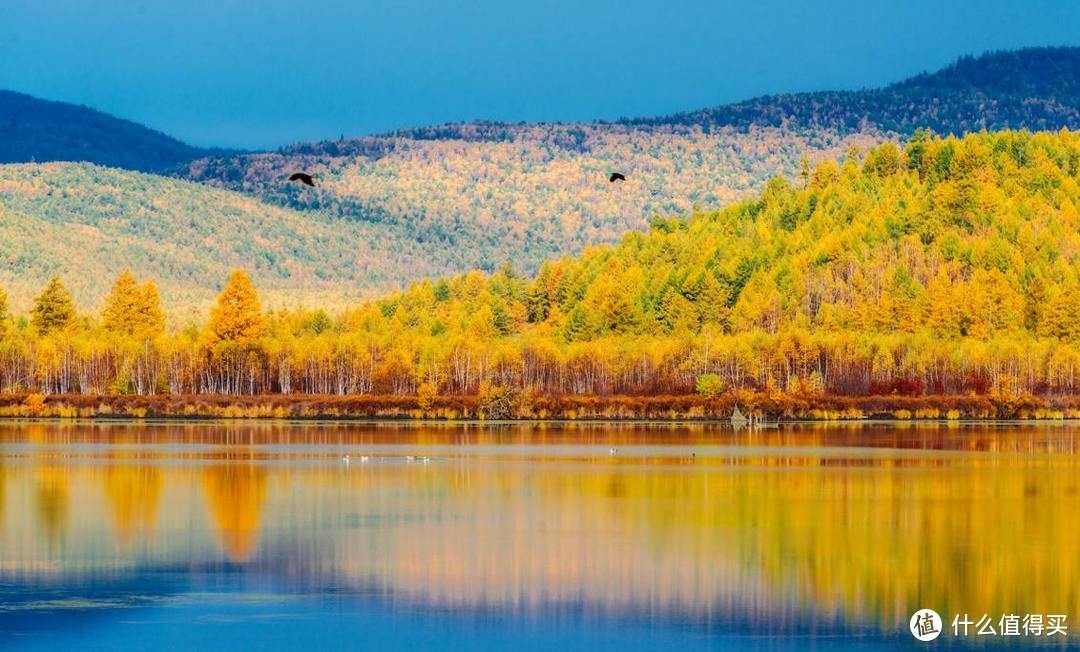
[5, 47, 1078, 171]
[0, 90, 213, 172]
[627, 47, 1080, 134]
[2, 47, 1079, 308]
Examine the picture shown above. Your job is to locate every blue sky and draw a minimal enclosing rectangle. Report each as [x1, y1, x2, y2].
[3, 0, 1079, 149]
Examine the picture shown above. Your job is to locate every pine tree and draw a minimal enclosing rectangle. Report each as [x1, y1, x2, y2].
[697, 273, 731, 331]
[206, 270, 266, 347]
[31, 277, 75, 335]
[564, 305, 591, 342]
[433, 278, 451, 302]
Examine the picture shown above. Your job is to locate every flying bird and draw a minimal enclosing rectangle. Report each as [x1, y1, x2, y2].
[609, 172, 626, 183]
[288, 172, 315, 187]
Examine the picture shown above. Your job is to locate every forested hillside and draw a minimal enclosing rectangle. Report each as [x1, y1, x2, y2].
[0, 91, 210, 172]
[181, 48, 1080, 283]
[2, 131, 1079, 411]
[184, 126, 875, 275]
[629, 47, 1080, 134]
[0, 163, 404, 309]
[334, 130, 1080, 400]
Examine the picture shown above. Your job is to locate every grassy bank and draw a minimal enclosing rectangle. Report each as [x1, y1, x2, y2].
[2, 393, 1080, 421]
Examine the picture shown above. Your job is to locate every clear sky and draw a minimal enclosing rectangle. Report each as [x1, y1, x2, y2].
[3, 0, 1079, 150]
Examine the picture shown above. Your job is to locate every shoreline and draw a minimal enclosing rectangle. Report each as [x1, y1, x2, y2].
[1, 393, 1079, 421]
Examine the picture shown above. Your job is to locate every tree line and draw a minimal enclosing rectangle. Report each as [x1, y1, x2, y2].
[1, 130, 1079, 402]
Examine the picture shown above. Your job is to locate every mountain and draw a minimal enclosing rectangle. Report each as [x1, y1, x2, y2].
[0, 163, 412, 310]
[0, 90, 211, 172]
[179, 48, 1080, 287]
[628, 47, 1080, 134]
[7, 47, 1079, 314]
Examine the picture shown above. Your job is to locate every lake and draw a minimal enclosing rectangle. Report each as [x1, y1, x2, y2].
[0, 420, 1077, 650]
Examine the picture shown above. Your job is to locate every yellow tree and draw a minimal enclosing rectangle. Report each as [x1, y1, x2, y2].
[102, 270, 165, 339]
[31, 277, 75, 336]
[206, 270, 267, 347]
[202, 270, 268, 395]
[1039, 285, 1080, 341]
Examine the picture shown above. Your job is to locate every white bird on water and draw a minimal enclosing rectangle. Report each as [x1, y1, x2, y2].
[609, 447, 618, 456]
[360, 455, 370, 463]
[343, 455, 350, 465]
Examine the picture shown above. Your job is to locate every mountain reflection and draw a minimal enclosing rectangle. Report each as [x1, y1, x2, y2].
[0, 421, 1077, 634]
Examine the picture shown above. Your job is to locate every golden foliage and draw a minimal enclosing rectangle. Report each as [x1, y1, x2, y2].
[0, 131, 1079, 403]
[206, 270, 267, 348]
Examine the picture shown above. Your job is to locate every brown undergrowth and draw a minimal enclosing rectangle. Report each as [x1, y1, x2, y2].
[1, 392, 1079, 421]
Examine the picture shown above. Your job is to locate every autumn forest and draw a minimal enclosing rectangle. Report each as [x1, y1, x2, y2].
[0, 130, 1078, 419]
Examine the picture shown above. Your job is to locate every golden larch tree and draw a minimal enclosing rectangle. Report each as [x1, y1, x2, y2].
[102, 270, 166, 338]
[206, 270, 267, 347]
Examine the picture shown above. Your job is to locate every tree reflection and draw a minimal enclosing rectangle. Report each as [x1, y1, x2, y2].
[201, 464, 268, 561]
[0, 422, 1077, 635]
[34, 465, 69, 547]
[104, 465, 163, 549]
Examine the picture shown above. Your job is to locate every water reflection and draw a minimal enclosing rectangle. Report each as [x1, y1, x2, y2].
[0, 420, 1078, 645]
[105, 465, 163, 549]
[201, 464, 267, 562]
[34, 465, 69, 548]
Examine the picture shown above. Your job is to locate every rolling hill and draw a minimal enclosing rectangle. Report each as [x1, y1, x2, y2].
[5, 47, 1080, 314]
[0, 90, 211, 172]
[180, 48, 1080, 284]
[0, 163, 410, 311]
[339, 129, 1080, 399]
[182, 125, 877, 275]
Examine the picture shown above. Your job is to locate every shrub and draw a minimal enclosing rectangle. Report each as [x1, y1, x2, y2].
[479, 384, 520, 419]
[23, 393, 47, 414]
[417, 382, 438, 410]
[695, 373, 725, 398]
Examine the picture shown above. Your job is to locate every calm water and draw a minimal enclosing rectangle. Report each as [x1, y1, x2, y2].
[0, 420, 1078, 650]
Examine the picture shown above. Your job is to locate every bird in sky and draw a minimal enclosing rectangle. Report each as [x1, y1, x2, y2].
[609, 172, 626, 183]
[288, 172, 316, 186]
